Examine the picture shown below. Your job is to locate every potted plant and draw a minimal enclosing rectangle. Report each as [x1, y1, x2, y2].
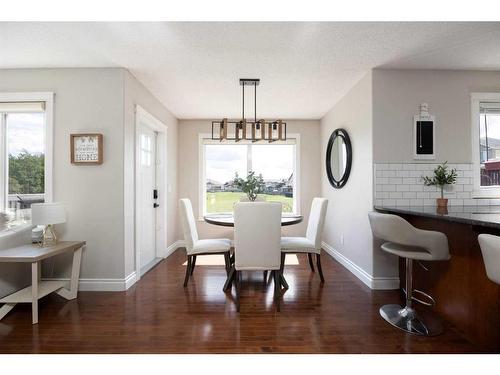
[422, 162, 457, 207]
[233, 171, 265, 202]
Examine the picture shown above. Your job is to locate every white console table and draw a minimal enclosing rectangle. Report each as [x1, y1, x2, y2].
[0, 241, 85, 324]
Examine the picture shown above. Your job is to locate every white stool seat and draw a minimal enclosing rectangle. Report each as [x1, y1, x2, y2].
[281, 237, 316, 253]
[381, 242, 448, 261]
[478, 233, 500, 285]
[192, 239, 231, 254]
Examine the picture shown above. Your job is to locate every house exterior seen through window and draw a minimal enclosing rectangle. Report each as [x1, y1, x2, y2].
[203, 140, 297, 215]
[479, 102, 500, 187]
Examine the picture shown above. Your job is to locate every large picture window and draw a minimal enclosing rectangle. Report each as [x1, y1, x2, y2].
[0, 95, 52, 231]
[201, 137, 299, 215]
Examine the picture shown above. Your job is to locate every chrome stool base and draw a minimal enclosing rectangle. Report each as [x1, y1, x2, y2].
[380, 304, 443, 336]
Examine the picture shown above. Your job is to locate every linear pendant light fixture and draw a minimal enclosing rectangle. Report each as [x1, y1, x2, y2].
[211, 78, 286, 142]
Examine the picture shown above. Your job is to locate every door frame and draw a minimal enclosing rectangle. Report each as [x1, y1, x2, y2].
[135, 105, 168, 280]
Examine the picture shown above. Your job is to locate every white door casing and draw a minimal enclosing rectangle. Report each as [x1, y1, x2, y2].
[135, 106, 168, 280]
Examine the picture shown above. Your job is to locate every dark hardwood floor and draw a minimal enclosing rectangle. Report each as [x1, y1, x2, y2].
[0, 248, 487, 353]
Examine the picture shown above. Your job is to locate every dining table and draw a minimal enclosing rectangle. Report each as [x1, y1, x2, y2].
[203, 214, 303, 227]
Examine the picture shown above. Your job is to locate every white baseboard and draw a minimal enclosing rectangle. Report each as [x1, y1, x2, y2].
[42, 271, 138, 292]
[164, 240, 185, 258]
[321, 241, 399, 290]
[42, 241, 187, 293]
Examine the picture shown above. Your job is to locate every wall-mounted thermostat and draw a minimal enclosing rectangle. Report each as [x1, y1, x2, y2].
[413, 103, 435, 160]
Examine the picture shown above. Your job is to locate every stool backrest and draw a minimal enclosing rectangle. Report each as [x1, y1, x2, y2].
[234, 202, 282, 271]
[368, 211, 449, 261]
[478, 234, 500, 285]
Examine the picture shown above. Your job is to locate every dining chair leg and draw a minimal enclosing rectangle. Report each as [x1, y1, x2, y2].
[316, 253, 325, 283]
[224, 252, 231, 276]
[308, 253, 315, 272]
[223, 266, 235, 292]
[183, 255, 192, 287]
[235, 270, 241, 312]
[280, 253, 286, 273]
[279, 272, 289, 290]
[190, 255, 197, 275]
[273, 270, 281, 312]
[263, 270, 268, 283]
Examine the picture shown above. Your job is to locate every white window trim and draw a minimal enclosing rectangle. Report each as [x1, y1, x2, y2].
[471, 92, 500, 198]
[198, 133, 301, 219]
[0, 92, 54, 208]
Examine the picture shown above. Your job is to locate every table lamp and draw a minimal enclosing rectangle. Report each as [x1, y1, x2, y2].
[31, 202, 66, 247]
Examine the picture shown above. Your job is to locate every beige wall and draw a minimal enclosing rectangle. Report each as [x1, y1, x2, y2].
[123, 70, 179, 276]
[320, 72, 390, 277]
[0, 68, 179, 297]
[0, 68, 126, 298]
[178, 119, 321, 240]
[373, 69, 500, 163]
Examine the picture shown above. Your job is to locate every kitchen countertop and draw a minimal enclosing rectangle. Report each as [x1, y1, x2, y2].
[374, 205, 500, 230]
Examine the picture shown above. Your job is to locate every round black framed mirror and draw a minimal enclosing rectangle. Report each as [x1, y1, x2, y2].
[326, 128, 352, 189]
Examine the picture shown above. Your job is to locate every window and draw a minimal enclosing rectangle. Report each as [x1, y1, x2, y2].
[0, 94, 53, 231]
[201, 136, 299, 215]
[472, 93, 500, 197]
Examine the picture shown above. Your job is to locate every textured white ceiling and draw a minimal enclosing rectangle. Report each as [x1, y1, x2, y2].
[1, 22, 500, 119]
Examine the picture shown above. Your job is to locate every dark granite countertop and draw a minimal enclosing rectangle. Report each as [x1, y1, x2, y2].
[374, 205, 500, 230]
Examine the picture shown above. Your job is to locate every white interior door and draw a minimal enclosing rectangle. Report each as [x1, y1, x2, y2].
[138, 122, 158, 275]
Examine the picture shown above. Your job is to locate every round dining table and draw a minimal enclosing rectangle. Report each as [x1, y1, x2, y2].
[204, 214, 303, 227]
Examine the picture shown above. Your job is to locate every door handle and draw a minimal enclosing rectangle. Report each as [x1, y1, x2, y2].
[153, 203, 159, 208]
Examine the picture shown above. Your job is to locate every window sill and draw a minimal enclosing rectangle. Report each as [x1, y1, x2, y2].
[472, 190, 500, 199]
[0, 222, 32, 239]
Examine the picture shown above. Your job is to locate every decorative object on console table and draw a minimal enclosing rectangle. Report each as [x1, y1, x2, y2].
[422, 162, 457, 208]
[31, 202, 66, 247]
[233, 171, 265, 201]
[414, 103, 435, 160]
[70, 133, 103, 164]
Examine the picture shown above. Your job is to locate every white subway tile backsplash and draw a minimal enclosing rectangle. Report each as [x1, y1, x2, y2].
[410, 185, 424, 192]
[396, 170, 410, 177]
[373, 162, 500, 207]
[389, 192, 403, 199]
[389, 164, 402, 170]
[389, 177, 403, 184]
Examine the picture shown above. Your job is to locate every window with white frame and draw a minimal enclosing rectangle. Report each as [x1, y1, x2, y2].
[0, 97, 51, 231]
[201, 137, 299, 215]
[472, 93, 500, 197]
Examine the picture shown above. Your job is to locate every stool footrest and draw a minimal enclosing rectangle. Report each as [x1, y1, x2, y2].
[403, 288, 436, 307]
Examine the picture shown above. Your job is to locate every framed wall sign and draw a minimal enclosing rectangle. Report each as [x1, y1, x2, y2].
[70, 133, 103, 164]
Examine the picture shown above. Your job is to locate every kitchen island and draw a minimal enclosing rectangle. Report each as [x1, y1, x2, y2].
[374, 205, 500, 352]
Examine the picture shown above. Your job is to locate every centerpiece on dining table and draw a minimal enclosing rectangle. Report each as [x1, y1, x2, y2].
[233, 171, 265, 202]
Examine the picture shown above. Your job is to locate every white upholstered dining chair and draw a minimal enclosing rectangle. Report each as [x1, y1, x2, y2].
[225, 202, 283, 312]
[179, 198, 232, 287]
[280, 197, 328, 283]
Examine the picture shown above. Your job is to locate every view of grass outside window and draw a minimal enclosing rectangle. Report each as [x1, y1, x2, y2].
[205, 142, 295, 214]
[480, 103, 500, 187]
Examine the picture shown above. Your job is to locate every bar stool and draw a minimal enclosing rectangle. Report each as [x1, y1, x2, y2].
[478, 234, 500, 285]
[368, 212, 450, 336]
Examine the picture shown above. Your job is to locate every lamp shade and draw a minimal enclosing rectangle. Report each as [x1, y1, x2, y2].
[31, 202, 66, 225]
